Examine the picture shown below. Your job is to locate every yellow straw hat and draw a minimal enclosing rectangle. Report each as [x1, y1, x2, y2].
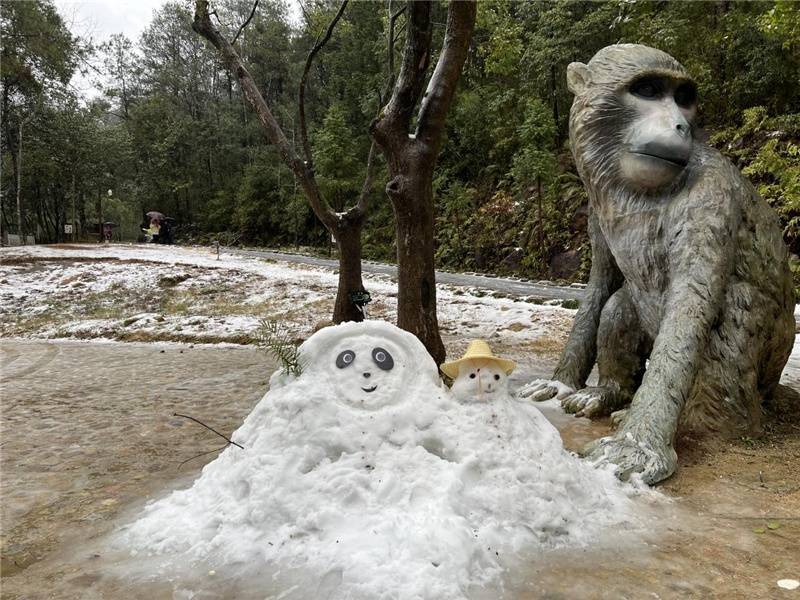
[440, 339, 516, 379]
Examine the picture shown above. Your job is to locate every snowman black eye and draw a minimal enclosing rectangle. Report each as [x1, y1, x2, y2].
[469, 373, 476, 379]
[371, 347, 394, 370]
[336, 350, 356, 369]
[494, 374, 500, 381]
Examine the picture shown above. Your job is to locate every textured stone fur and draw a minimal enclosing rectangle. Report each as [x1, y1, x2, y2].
[551, 44, 794, 483]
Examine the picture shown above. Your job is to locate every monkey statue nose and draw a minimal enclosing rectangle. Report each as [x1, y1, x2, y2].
[675, 121, 690, 137]
[363, 372, 371, 378]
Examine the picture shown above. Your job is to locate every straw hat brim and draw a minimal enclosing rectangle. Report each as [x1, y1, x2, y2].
[440, 354, 516, 379]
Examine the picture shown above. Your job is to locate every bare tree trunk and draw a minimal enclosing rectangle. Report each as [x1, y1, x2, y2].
[16, 120, 24, 245]
[372, 0, 476, 365]
[391, 164, 442, 360]
[193, 0, 376, 324]
[333, 215, 367, 322]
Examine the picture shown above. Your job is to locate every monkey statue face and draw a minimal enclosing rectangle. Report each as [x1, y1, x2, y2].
[567, 44, 698, 191]
[617, 75, 697, 189]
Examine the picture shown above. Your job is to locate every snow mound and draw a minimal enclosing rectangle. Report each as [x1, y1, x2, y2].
[122, 321, 647, 599]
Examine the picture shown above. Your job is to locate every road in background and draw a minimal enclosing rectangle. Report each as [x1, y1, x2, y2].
[227, 248, 585, 302]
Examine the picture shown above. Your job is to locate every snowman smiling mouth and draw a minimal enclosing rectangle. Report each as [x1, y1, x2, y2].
[362, 385, 378, 393]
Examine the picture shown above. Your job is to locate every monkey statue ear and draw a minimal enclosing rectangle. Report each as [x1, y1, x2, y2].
[566, 62, 592, 96]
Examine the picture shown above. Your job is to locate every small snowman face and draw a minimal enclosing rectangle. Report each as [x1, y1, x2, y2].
[450, 359, 508, 403]
[330, 335, 409, 410]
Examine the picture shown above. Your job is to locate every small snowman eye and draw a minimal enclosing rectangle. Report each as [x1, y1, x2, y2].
[371, 347, 394, 370]
[469, 373, 476, 379]
[336, 350, 356, 369]
[494, 374, 500, 381]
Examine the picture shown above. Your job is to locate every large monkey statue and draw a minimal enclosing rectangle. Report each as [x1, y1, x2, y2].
[519, 44, 795, 484]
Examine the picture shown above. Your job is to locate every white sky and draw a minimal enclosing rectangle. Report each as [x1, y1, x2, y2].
[54, 0, 175, 97]
[53, 0, 301, 98]
[54, 0, 167, 45]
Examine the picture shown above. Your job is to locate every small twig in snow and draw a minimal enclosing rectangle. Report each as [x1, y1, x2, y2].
[178, 444, 232, 469]
[173, 412, 245, 449]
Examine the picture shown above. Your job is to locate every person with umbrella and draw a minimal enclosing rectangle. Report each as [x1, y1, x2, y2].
[145, 211, 164, 243]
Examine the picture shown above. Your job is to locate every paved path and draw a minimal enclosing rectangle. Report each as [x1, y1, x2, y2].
[227, 248, 586, 301]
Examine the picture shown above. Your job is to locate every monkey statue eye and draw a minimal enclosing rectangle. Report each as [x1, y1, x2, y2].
[494, 374, 500, 381]
[371, 347, 394, 371]
[336, 350, 356, 369]
[674, 82, 697, 108]
[469, 373, 476, 379]
[630, 77, 663, 100]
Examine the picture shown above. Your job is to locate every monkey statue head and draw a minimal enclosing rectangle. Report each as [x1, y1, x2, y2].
[567, 44, 698, 193]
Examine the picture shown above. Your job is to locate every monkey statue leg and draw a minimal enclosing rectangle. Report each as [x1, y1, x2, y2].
[518, 212, 623, 402]
[562, 286, 648, 418]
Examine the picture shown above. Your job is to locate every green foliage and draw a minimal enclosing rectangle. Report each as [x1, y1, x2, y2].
[2, 0, 797, 289]
[256, 318, 304, 376]
[711, 107, 800, 292]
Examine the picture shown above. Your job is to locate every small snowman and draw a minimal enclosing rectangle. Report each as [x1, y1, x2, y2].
[441, 340, 516, 402]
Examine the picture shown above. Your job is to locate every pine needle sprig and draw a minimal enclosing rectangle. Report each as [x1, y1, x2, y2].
[256, 319, 304, 376]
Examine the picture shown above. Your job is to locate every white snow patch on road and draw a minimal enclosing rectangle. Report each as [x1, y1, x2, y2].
[0, 244, 574, 349]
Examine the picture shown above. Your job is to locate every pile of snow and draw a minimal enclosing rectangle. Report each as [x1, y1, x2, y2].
[122, 320, 647, 598]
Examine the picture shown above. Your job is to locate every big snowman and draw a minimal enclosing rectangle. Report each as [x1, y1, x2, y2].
[122, 321, 647, 599]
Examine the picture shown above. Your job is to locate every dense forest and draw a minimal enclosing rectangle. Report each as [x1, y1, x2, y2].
[2, 0, 798, 286]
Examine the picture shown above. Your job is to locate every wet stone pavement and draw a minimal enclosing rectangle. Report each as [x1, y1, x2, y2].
[1, 338, 798, 599]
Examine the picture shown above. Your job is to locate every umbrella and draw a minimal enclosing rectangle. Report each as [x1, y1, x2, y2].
[146, 211, 165, 221]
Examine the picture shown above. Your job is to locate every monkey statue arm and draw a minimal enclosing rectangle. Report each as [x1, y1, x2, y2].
[519, 211, 623, 401]
[587, 194, 737, 483]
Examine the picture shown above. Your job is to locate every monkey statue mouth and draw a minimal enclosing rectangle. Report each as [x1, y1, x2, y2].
[362, 385, 378, 393]
[629, 140, 690, 168]
[621, 140, 691, 189]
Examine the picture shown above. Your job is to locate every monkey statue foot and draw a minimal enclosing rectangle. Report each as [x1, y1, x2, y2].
[561, 386, 631, 418]
[582, 429, 677, 485]
[517, 379, 575, 402]
[610, 408, 628, 428]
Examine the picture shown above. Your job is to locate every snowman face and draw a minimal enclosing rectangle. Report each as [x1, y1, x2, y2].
[450, 358, 508, 403]
[329, 335, 410, 410]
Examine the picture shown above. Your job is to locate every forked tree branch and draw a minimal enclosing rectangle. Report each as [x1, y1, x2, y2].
[299, 0, 349, 171]
[373, 0, 433, 148]
[415, 0, 476, 149]
[193, 0, 337, 229]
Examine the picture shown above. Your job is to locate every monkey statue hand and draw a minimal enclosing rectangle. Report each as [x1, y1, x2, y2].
[517, 379, 576, 403]
[581, 429, 677, 485]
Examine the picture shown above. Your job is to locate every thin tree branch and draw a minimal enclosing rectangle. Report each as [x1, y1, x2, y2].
[415, 0, 476, 149]
[192, 0, 336, 228]
[353, 140, 378, 216]
[299, 0, 349, 170]
[173, 412, 245, 449]
[231, 0, 259, 45]
[298, 0, 312, 28]
[372, 0, 433, 148]
[387, 2, 406, 84]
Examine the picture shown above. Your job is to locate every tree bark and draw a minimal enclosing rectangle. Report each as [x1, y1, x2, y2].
[390, 162, 443, 362]
[333, 213, 367, 322]
[372, 0, 476, 365]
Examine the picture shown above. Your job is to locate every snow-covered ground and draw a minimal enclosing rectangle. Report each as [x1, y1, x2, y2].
[0, 244, 576, 363]
[120, 320, 656, 599]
